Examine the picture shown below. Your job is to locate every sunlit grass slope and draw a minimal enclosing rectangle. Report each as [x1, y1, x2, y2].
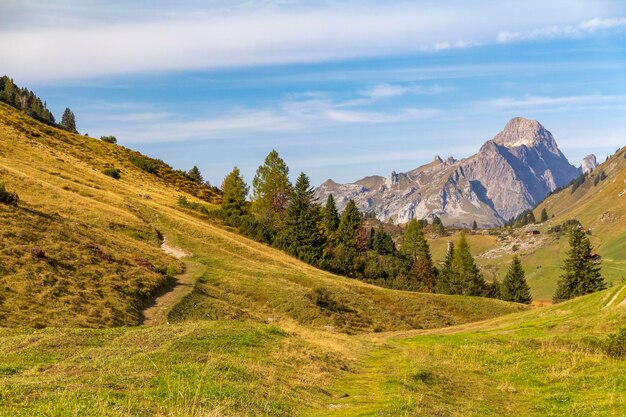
[0, 102, 523, 330]
[314, 283, 626, 416]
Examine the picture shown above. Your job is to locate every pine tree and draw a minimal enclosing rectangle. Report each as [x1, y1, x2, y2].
[61, 108, 77, 133]
[322, 194, 340, 235]
[252, 150, 291, 216]
[187, 166, 203, 184]
[373, 229, 395, 255]
[221, 166, 249, 217]
[337, 199, 362, 250]
[436, 242, 456, 294]
[540, 208, 549, 223]
[501, 256, 532, 304]
[472, 220, 478, 231]
[553, 227, 605, 302]
[281, 173, 325, 263]
[401, 219, 437, 291]
[450, 233, 485, 296]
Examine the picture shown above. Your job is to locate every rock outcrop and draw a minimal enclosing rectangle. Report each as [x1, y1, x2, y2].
[315, 117, 582, 227]
[581, 154, 598, 174]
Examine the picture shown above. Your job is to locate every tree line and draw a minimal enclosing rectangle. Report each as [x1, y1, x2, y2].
[1, 75, 78, 134]
[216, 150, 546, 303]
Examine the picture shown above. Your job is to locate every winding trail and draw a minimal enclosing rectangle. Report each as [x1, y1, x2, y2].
[602, 283, 626, 310]
[142, 237, 206, 325]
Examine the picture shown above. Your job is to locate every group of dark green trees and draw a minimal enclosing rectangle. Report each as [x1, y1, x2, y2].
[1, 75, 77, 133]
[217, 150, 534, 300]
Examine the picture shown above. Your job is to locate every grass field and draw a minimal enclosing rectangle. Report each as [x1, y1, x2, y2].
[1, 103, 625, 416]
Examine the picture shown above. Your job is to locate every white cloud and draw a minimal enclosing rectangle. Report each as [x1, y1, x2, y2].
[497, 15, 626, 44]
[477, 94, 626, 110]
[0, 1, 622, 82]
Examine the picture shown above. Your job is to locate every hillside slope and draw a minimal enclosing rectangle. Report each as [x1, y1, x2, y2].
[0, 102, 523, 331]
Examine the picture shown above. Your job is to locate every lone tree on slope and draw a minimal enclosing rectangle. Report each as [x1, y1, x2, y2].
[501, 256, 532, 304]
[553, 226, 605, 302]
[60, 107, 77, 133]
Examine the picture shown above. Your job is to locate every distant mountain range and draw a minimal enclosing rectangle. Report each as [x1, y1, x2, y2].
[315, 117, 596, 227]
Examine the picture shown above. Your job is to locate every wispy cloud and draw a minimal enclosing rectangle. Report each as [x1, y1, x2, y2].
[497, 16, 626, 44]
[476, 94, 626, 111]
[1, 1, 622, 82]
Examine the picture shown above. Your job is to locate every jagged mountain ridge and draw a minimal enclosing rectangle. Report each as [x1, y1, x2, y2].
[316, 117, 588, 227]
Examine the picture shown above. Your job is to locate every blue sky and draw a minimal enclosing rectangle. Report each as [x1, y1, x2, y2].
[1, 1, 625, 187]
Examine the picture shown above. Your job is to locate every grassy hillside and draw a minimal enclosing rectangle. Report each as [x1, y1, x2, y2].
[0, 101, 522, 331]
[313, 283, 626, 416]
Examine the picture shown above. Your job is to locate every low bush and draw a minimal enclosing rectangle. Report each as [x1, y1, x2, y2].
[100, 135, 117, 144]
[0, 183, 18, 206]
[129, 154, 158, 174]
[102, 167, 121, 179]
[602, 328, 626, 359]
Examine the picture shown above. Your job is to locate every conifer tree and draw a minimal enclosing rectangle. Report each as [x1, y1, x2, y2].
[553, 227, 605, 302]
[373, 229, 395, 255]
[501, 256, 532, 304]
[187, 166, 203, 184]
[540, 208, 549, 223]
[450, 233, 485, 296]
[337, 199, 362, 250]
[436, 242, 456, 294]
[472, 220, 478, 231]
[252, 150, 291, 216]
[221, 166, 249, 217]
[401, 219, 437, 291]
[281, 172, 325, 263]
[61, 107, 77, 133]
[323, 194, 340, 235]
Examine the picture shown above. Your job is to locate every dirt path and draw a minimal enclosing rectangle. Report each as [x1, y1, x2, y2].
[603, 283, 626, 310]
[143, 260, 206, 325]
[160, 236, 192, 259]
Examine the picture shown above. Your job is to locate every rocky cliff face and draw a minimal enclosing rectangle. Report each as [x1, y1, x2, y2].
[581, 154, 598, 174]
[315, 117, 590, 227]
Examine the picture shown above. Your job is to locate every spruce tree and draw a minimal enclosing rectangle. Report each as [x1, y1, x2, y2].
[472, 220, 478, 231]
[553, 227, 605, 302]
[281, 173, 325, 263]
[501, 256, 532, 304]
[221, 166, 249, 217]
[187, 166, 203, 184]
[373, 229, 395, 255]
[61, 107, 77, 133]
[451, 233, 485, 296]
[401, 219, 431, 262]
[540, 208, 549, 223]
[436, 242, 456, 294]
[337, 199, 362, 250]
[252, 150, 291, 216]
[323, 194, 340, 235]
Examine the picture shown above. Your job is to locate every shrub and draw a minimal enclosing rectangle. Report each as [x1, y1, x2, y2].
[0, 183, 18, 206]
[602, 328, 626, 359]
[100, 135, 117, 144]
[102, 167, 121, 180]
[129, 154, 158, 174]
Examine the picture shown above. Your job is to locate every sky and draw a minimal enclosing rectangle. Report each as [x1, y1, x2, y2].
[1, 0, 625, 187]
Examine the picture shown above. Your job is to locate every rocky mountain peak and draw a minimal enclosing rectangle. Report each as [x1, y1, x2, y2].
[581, 154, 598, 174]
[492, 117, 558, 153]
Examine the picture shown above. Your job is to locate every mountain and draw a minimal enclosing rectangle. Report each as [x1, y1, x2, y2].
[316, 117, 587, 227]
[581, 154, 598, 174]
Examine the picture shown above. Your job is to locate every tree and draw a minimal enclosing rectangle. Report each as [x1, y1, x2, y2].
[540, 208, 549, 223]
[472, 220, 478, 231]
[501, 256, 532, 304]
[337, 199, 362, 250]
[281, 172, 325, 263]
[60, 108, 77, 133]
[450, 233, 485, 296]
[221, 166, 249, 217]
[436, 242, 456, 294]
[553, 227, 605, 302]
[401, 219, 437, 291]
[252, 150, 291, 216]
[322, 194, 340, 235]
[187, 166, 203, 184]
[373, 229, 395, 255]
